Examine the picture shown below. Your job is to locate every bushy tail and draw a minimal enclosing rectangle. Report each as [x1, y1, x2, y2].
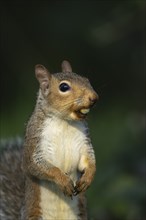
[0, 138, 25, 220]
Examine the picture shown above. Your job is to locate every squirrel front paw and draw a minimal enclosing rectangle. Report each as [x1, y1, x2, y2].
[58, 174, 74, 197]
[74, 172, 94, 195]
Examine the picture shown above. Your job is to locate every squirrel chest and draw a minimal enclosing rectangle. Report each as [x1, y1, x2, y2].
[36, 116, 88, 176]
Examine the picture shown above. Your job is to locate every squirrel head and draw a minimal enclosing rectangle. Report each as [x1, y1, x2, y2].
[35, 60, 98, 120]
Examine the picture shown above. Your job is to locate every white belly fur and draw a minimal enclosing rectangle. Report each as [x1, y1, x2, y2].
[40, 181, 79, 219]
[38, 116, 87, 219]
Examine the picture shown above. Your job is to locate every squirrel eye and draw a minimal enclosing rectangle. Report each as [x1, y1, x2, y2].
[59, 83, 70, 92]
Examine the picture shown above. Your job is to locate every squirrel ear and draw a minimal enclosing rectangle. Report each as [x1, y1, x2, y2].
[61, 60, 72, 73]
[35, 64, 51, 96]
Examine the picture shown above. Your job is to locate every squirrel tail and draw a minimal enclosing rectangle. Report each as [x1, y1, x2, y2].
[0, 137, 24, 220]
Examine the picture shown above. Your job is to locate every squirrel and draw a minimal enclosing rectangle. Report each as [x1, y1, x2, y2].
[0, 60, 98, 220]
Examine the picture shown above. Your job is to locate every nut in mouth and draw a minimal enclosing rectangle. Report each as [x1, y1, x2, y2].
[80, 108, 90, 114]
[75, 108, 90, 119]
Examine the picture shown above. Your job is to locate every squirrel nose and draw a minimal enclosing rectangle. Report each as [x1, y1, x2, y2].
[89, 93, 99, 106]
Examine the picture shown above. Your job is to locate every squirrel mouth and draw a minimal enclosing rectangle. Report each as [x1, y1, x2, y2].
[75, 108, 90, 119]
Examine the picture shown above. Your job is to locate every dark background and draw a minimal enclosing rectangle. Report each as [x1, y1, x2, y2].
[0, 1, 145, 220]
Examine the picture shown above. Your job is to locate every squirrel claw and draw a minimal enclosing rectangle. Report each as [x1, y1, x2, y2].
[73, 191, 78, 196]
[73, 187, 79, 196]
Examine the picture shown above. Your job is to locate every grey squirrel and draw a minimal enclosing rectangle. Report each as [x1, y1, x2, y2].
[0, 60, 98, 220]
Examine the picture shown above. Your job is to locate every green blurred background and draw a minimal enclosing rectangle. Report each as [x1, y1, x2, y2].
[0, 1, 145, 219]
